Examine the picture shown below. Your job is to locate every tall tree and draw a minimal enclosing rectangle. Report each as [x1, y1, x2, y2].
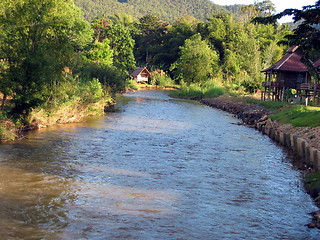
[253, 1, 320, 79]
[91, 17, 136, 73]
[85, 39, 113, 66]
[0, 0, 92, 116]
[170, 34, 219, 86]
[153, 16, 198, 70]
[134, 14, 169, 65]
[105, 24, 136, 73]
[240, 0, 275, 22]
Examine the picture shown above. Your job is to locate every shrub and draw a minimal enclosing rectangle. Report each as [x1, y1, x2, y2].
[78, 78, 104, 103]
[170, 80, 225, 99]
[150, 70, 176, 87]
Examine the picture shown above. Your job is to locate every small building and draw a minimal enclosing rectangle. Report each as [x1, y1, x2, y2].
[261, 46, 313, 101]
[131, 67, 150, 84]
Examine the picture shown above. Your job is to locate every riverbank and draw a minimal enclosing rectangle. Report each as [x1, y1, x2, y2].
[200, 94, 320, 228]
[0, 97, 113, 142]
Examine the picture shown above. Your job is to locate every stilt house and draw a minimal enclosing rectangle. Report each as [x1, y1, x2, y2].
[261, 46, 316, 101]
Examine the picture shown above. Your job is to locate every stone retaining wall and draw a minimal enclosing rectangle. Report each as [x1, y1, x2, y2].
[200, 97, 320, 171]
[257, 120, 320, 171]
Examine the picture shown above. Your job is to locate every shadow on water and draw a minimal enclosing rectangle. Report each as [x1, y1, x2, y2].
[0, 90, 320, 239]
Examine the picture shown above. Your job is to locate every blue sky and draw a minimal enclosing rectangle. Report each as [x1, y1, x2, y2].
[211, 0, 316, 22]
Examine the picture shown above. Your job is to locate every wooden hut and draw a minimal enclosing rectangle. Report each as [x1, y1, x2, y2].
[261, 46, 312, 101]
[131, 67, 150, 84]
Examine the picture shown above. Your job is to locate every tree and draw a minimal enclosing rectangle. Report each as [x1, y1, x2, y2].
[170, 34, 219, 86]
[253, 1, 320, 80]
[108, 13, 136, 28]
[134, 14, 169, 65]
[90, 17, 136, 73]
[85, 39, 113, 66]
[0, 0, 93, 116]
[105, 24, 136, 73]
[153, 16, 198, 70]
[240, 0, 275, 22]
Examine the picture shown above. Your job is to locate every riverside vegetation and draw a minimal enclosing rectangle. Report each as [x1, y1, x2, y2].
[0, 0, 292, 141]
[1, 0, 320, 228]
[0, 0, 319, 143]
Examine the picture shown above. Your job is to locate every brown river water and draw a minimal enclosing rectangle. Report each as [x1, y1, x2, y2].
[0, 90, 320, 239]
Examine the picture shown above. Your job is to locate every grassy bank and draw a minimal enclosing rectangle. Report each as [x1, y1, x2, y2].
[270, 105, 320, 127]
[169, 81, 225, 99]
[0, 97, 112, 142]
[0, 77, 115, 141]
[26, 96, 113, 129]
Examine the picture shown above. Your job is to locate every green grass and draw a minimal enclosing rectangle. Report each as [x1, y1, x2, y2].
[243, 98, 289, 110]
[169, 81, 225, 99]
[127, 79, 139, 91]
[0, 110, 16, 142]
[150, 74, 178, 88]
[304, 171, 320, 192]
[270, 105, 320, 127]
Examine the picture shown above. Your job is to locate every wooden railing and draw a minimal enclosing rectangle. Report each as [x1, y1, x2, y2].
[262, 81, 284, 87]
[298, 83, 320, 91]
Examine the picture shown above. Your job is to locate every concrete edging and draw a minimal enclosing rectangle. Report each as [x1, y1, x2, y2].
[259, 123, 320, 171]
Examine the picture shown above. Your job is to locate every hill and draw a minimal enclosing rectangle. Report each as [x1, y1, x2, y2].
[74, 0, 228, 22]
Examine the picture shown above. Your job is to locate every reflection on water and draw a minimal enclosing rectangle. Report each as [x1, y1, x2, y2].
[0, 90, 320, 239]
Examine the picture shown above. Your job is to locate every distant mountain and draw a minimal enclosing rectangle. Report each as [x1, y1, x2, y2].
[74, 0, 228, 22]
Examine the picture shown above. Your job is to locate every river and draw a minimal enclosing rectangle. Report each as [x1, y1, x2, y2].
[0, 90, 319, 239]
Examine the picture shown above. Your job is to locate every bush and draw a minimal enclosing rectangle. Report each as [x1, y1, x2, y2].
[0, 122, 16, 142]
[76, 62, 127, 93]
[78, 78, 104, 103]
[127, 79, 139, 90]
[170, 80, 225, 99]
[150, 70, 176, 87]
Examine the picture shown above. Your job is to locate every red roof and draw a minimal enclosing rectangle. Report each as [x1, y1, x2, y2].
[314, 59, 320, 69]
[262, 46, 309, 73]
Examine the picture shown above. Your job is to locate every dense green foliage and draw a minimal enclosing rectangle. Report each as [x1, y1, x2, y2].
[170, 81, 225, 99]
[0, 0, 130, 124]
[1, 0, 318, 135]
[0, 0, 93, 116]
[170, 34, 219, 86]
[74, 0, 227, 23]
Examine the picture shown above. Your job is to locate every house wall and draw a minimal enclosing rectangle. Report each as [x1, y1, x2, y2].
[276, 72, 309, 89]
[136, 74, 148, 82]
[135, 70, 149, 83]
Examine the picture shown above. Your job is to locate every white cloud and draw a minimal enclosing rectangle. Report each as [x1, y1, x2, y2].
[211, 0, 316, 23]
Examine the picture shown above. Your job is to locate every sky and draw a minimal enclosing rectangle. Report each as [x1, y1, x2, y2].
[211, 0, 317, 23]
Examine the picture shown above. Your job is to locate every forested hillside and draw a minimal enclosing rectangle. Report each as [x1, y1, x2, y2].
[74, 0, 227, 22]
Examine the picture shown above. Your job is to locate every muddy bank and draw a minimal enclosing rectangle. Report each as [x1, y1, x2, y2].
[200, 94, 320, 228]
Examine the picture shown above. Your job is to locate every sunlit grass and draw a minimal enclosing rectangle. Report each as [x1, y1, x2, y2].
[270, 105, 320, 127]
[169, 80, 225, 99]
[242, 98, 289, 110]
